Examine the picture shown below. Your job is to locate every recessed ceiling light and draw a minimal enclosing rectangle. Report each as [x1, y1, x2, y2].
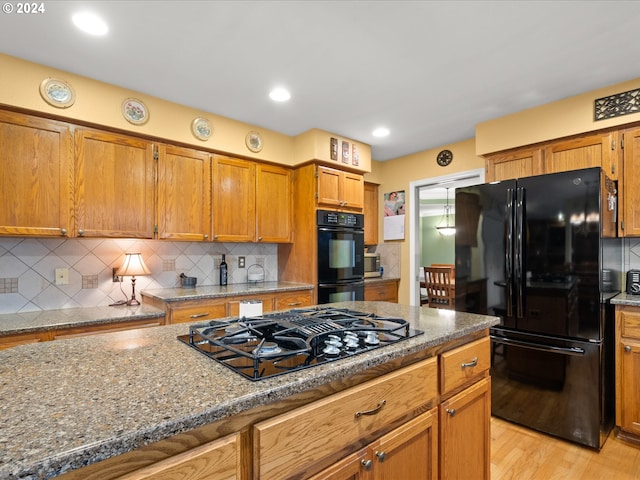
[372, 127, 390, 138]
[269, 87, 291, 102]
[72, 12, 108, 36]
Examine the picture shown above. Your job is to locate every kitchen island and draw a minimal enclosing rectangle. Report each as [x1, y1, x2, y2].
[0, 302, 499, 479]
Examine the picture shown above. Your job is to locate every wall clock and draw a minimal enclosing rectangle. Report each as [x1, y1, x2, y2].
[436, 149, 453, 167]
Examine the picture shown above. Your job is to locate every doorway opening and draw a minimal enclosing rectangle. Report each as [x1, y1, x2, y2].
[409, 169, 484, 305]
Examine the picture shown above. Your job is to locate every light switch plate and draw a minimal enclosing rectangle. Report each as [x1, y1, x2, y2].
[55, 268, 69, 285]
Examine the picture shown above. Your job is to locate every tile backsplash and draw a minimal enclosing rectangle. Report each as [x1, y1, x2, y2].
[0, 237, 277, 314]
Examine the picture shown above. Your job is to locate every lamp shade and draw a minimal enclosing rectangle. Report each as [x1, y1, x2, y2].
[116, 253, 151, 277]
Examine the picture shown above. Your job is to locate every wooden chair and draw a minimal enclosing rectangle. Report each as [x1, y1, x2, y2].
[420, 274, 429, 305]
[424, 266, 455, 309]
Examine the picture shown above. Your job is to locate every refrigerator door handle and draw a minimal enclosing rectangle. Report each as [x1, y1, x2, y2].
[515, 186, 525, 319]
[490, 335, 586, 356]
[505, 188, 514, 318]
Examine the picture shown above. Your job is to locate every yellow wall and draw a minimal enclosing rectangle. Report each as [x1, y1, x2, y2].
[476, 77, 640, 155]
[365, 138, 484, 304]
[0, 53, 372, 170]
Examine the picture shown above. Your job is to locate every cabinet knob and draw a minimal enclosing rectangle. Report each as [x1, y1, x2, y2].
[258, 236, 263, 241]
[446, 408, 456, 417]
[203, 234, 209, 239]
[60, 228, 67, 236]
[625, 345, 632, 352]
[375, 451, 386, 462]
[361, 459, 373, 471]
[78, 229, 85, 236]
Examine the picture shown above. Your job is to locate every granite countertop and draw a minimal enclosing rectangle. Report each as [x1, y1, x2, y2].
[141, 281, 314, 302]
[364, 276, 400, 283]
[0, 305, 165, 336]
[611, 292, 640, 306]
[0, 301, 499, 480]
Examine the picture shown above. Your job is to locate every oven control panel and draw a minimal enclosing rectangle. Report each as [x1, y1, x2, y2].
[317, 209, 364, 228]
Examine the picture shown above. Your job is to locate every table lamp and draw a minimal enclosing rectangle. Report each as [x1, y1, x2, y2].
[116, 253, 151, 306]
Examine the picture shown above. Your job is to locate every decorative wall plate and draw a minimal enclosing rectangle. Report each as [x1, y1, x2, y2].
[121, 98, 149, 125]
[245, 131, 263, 152]
[436, 149, 453, 167]
[39, 78, 75, 108]
[191, 117, 212, 141]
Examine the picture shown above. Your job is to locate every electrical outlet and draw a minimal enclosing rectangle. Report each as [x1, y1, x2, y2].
[55, 268, 69, 285]
[239, 256, 245, 268]
[112, 268, 122, 282]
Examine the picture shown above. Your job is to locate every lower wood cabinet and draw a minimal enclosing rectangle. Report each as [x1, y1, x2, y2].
[364, 279, 399, 303]
[615, 305, 640, 444]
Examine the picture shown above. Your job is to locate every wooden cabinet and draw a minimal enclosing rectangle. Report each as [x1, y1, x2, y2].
[74, 128, 155, 238]
[274, 290, 314, 310]
[615, 305, 640, 443]
[484, 146, 543, 182]
[213, 155, 292, 243]
[254, 357, 438, 479]
[620, 127, 640, 237]
[363, 182, 379, 245]
[544, 131, 619, 179]
[364, 279, 399, 303]
[117, 433, 242, 480]
[157, 144, 212, 241]
[317, 165, 364, 212]
[0, 110, 73, 237]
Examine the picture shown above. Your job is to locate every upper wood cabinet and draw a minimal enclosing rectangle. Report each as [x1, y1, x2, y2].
[317, 165, 364, 212]
[256, 163, 292, 243]
[484, 147, 543, 182]
[0, 110, 73, 237]
[620, 127, 640, 237]
[544, 131, 619, 180]
[213, 155, 292, 243]
[363, 182, 379, 245]
[75, 128, 155, 238]
[157, 144, 212, 241]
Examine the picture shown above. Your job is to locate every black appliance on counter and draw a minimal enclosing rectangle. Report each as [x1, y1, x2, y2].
[455, 167, 621, 449]
[177, 307, 423, 381]
[316, 210, 365, 303]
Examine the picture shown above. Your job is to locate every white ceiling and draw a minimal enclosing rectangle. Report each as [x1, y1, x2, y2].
[1, 1, 639, 161]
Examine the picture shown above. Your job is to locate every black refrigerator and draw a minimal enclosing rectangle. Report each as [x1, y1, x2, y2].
[454, 167, 621, 449]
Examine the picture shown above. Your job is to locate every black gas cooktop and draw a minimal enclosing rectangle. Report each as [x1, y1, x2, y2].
[177, 307, 423, 381]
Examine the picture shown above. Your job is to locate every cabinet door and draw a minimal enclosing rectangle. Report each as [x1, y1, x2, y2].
[439, 377, 491, 480]
[544, 132, 618, 178]
[307, 449, 369, 480]
[0, 110, 72, 237]
[342, 172, 364, 211]
[317, 165, 342, 208]
[75, 129, 155, 238]
[621, 128, 640, 237]
[364, 183, 379, 245]
[484, 147, 543, 182]
[157, 145, 211, 241]
[256, 164, 292, 242]
[372, 409, 438, 480]
[213, 156, 256, 242]
[619, 339, 640, 436]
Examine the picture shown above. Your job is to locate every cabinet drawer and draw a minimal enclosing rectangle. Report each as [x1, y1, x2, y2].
[171, 303, 228, 324]
[254, 357, 438, 479]
[440, 337, 490, 396]
[364, 282, 398, 302]
[621, 311, 640, 339]
[274, 290, 313, 310]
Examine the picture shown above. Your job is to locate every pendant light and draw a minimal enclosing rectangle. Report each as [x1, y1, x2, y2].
[436, 188, 456, 236]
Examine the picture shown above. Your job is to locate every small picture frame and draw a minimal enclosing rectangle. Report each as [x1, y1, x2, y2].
[330, 137, 338, 161]
[342, 141, 349, 164]
[39, 78, 75, 108]
[122, 98, 149, 125]
[191, 117, 212, 141]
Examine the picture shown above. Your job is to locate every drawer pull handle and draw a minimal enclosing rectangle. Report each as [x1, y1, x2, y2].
[190, 313, 209, 318]
[361, 459, 373, 471]
[461, 357, 478, 368]
[355, 399, 386, 418]
[625, 345, 632, 352]
[287, 302, 302, 306]
[375, 451, 386, 462]
[446, 408, 456, 417]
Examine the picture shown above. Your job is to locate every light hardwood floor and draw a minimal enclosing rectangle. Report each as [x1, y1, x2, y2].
[491, 417, 640, 479]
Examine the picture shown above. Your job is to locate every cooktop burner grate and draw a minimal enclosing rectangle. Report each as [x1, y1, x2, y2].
[177, 307, 423, 381]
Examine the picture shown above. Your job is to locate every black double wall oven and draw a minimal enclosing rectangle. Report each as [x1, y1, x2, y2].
[317, 210, 365, 304]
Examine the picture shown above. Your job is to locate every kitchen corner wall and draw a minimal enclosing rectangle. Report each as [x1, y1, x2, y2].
[0, 238, 277, 314]
[624, 239, 640, 277]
